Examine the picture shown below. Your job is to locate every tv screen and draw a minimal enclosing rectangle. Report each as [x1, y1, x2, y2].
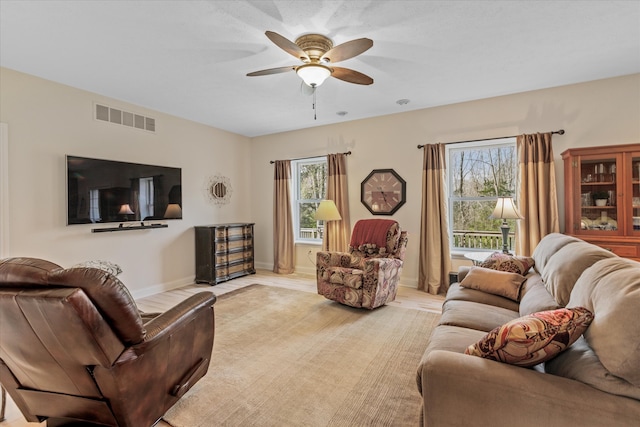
[66, 155, 182, 225]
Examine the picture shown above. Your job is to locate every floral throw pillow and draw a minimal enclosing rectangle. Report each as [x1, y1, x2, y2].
[480, 252, 535, 276]
[465, 307, 594, 367]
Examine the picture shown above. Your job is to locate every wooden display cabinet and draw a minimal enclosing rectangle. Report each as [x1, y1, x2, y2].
[562, 144, 640, 261]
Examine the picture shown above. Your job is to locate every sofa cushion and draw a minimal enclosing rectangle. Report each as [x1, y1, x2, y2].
[567, 257, 640, 388]
[465, 307, 593, 367]
[440, 299, 520, 332]
[531, 233, 581, 274]
[518, 274, 561, 316]
[445, 282, 520, 312]
[479, 252, 535, 276]
[545, 337, 640, 400]
[540, 240, 615, 306]
[460, 267, 527, 301]
[423, 324, 488, 356]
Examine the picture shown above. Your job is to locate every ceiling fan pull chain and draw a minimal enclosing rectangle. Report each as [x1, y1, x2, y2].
[313, 86, 317, 120]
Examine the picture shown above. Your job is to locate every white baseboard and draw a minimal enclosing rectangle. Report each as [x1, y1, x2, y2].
[131, 275, 196, 300]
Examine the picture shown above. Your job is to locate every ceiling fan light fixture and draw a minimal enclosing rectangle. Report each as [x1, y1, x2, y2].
[296, 64, 332, 87]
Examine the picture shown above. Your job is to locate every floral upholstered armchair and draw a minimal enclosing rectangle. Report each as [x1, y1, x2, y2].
[316, 219, 408, 309]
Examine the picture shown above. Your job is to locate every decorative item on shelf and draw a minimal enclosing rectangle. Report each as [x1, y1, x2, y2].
[315, 199, 342, 247]
[361, 169, 406, 215]
[490, 197, 523, 254]
[581, 193, 591, 206]
[203, 174, 232, 206]
[610, 163, 616, 182]
[592, 190, 609, 206]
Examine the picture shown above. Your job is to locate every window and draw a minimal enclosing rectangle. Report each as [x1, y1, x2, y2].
[446, 139, 518, 251]
[291, 157, 327, 243]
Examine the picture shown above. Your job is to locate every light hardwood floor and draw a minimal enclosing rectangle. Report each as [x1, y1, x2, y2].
[2, 270, 444, 427]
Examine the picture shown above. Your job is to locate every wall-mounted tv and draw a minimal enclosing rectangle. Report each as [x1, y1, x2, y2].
[67, 155, 182, 225]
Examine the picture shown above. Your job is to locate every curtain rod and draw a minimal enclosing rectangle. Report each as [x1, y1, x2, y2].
[416, 129, 565, 149]
[269, 151, 351, 164]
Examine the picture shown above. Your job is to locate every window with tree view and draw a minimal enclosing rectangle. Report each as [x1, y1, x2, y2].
[447, 139, 518, 251]
[292, 157, 327, 242]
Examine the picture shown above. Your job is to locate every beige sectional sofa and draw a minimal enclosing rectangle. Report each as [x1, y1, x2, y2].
[417, 233, 640, 427]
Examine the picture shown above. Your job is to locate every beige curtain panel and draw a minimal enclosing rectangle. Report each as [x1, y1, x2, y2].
[516, 133, 560, 256]
[273, 160, 295, 274]
[419, 143, 452, 295]
[324, 153, 351, 252]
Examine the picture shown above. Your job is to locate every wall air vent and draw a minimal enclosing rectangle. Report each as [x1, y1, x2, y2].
[95, 104, 155, 132]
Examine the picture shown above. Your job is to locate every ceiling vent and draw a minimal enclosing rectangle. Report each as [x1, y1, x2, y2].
[95, 103, 155, 132]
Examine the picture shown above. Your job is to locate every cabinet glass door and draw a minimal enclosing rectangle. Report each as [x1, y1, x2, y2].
[630, 153, 640, 236]
[578, 155, 621, 236]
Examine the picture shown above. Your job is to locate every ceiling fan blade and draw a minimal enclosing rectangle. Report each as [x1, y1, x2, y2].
[321, 38, 373, 63]
[265, 31, 309, 61]
[331, 67, 374, 85]
[246, 66, 296, 77]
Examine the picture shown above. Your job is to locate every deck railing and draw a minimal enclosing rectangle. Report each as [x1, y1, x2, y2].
[300, 227, 322, 239]
[300, 228, 512, 251]
[452, 230, 514, 251]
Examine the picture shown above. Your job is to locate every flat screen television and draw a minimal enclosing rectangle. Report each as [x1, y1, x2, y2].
[66, 155, 182, 225]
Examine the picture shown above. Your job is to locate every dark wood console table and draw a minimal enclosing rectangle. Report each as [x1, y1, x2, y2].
[195, 223, 255, 284]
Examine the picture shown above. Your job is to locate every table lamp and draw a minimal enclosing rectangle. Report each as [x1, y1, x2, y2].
[490, 197, 523, 254]
[315, 200, 342, 250]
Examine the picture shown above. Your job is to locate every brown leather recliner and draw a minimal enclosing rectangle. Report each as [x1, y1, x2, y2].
[0, 257, 216, 427]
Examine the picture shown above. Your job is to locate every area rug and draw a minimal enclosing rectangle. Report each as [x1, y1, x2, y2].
[163, 284, 440, 427]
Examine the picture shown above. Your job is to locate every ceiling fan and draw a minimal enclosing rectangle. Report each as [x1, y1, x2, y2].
[247, 31, 374, 87]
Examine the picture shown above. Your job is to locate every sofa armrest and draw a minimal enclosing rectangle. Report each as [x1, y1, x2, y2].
[456, 265, 471, 282]
[362, 256, 402, 272]
[420, 350, 640, 427]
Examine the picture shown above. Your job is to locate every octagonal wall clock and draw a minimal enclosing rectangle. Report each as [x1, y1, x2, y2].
[361, 169, 406, 215]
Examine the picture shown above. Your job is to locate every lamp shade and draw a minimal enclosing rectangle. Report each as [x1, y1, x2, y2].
[118, 204, 134, 215]
[296, 64, 332, 87]
[315, 200, 342, 221]
[490, 197, 523, 220]
[163, 203, 182, 219]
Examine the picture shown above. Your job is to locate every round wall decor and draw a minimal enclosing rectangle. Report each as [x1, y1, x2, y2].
[203, 174, 232, 206]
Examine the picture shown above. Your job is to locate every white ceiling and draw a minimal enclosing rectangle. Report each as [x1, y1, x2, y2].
[1, 1, 639, 137]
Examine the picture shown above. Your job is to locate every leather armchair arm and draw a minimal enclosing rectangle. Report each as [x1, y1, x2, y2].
[143, 291, 216, 341]
[117, 292, 215, 359]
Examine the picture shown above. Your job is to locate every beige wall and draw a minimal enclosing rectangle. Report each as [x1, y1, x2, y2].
[2, 68, 638, 293]
[250, 74, 640, 286]
[0, 68, 252, 297]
